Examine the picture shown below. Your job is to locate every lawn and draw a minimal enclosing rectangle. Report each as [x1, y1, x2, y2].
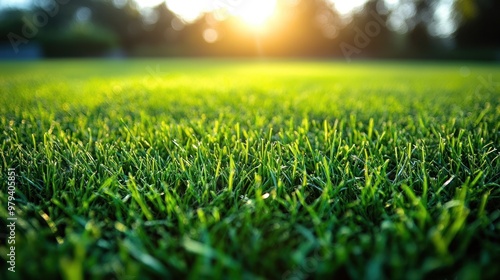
[1, 59, 499, 279]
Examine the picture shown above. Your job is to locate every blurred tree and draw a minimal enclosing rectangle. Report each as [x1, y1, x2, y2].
[406, 0, 435, 56]
[454, 0, 500, 48]
[0, 9, 28, 43]
[128, 3, 192, 56]
[1, 0, 498, 58]
[32, 0, 143, 51]
[38, 21, 119, 57]
[148, 4, 177, 45]
[341, 0, 394, 58]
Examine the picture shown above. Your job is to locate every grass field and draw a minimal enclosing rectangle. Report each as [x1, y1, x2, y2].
[1, 59, 499, 279]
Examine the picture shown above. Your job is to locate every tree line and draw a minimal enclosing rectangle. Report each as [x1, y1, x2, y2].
[0, 0, 498, 59]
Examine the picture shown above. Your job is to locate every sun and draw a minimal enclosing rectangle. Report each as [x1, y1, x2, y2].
[231, 0, 277, 30]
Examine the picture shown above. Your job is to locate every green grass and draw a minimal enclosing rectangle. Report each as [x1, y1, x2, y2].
[1, 59, 499, 279]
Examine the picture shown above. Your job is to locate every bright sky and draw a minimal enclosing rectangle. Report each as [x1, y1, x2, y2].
[0, 0, 31, 9]
[0, 0, 375, 21]
[327, 0, 368, 15]
[133, 0, 369, 23]
[1, 0, 455, 38]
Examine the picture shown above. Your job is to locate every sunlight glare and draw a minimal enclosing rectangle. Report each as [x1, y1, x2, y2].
[203, 28, 219, 43]
[137, 0, 278, 28]
[328, 0, 368, 15]
[133, 0, 165, 9]
[232, 0, 277, 29]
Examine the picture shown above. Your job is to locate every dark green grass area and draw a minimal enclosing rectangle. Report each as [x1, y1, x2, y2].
[1, 59, 500, 279]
